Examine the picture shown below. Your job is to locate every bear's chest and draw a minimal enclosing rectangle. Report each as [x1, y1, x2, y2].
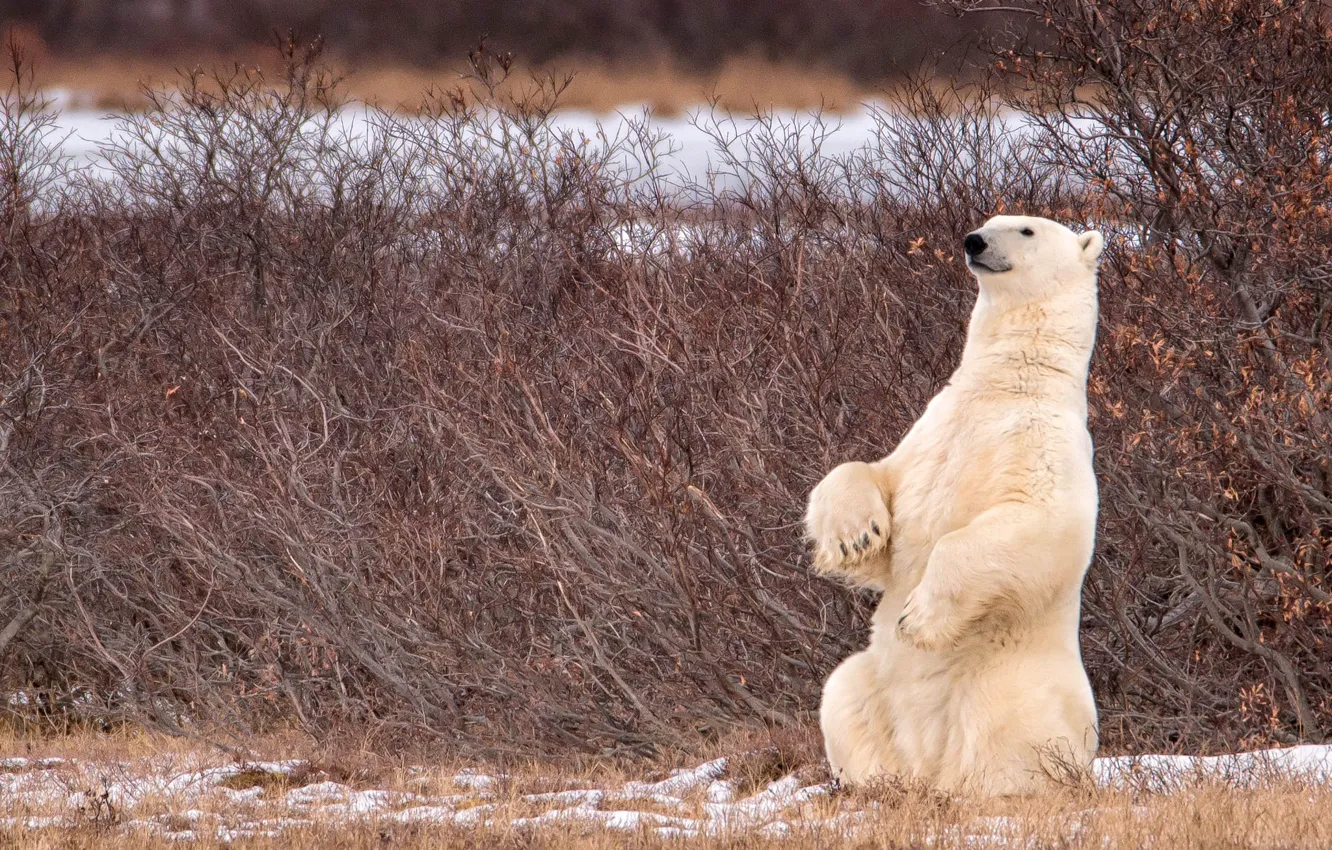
[884, 387, 1075, 577]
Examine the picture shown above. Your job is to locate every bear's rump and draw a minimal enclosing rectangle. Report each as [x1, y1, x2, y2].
[880, 641, 1096, 786]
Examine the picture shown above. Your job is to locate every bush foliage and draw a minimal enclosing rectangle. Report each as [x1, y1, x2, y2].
[2, 1, 1330, 755]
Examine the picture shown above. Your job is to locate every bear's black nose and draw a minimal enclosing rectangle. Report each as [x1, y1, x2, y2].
[964, 233, 987, 257]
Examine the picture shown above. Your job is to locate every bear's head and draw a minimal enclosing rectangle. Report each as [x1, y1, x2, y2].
[963, 215, 1104, 301]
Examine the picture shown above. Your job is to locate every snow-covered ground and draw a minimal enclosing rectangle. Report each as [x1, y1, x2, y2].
[38, 98, 886, 183]
[2, 745, 1330, 843]
[1093, 745, 1332, 791]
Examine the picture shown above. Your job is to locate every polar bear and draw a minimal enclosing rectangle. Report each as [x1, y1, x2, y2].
[806, 215, 1104, 796]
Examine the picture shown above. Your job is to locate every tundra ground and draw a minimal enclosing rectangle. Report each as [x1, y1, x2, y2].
[3, 725, 1331, 849]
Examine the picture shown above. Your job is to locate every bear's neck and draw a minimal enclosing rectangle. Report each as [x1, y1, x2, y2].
[955, 287, 1098, 406]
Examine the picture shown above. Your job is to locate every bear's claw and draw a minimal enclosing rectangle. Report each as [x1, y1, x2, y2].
[896, 584, 962, 651]
[805, 461, 893, 579]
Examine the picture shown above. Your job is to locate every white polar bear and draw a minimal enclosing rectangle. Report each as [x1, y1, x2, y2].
[806, 215, 1104, 796]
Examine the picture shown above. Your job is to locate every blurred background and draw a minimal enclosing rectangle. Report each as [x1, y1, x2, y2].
[0, 0, 1005, 111]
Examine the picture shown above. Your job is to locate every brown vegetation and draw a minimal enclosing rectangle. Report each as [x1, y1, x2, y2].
[1, 0, 1330, 762]
[2, 727, 1331, 849]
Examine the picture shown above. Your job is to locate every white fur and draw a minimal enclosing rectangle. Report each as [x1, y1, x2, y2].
[806, 215, 1105, 796]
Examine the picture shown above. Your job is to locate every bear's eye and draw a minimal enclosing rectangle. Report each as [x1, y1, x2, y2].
[1020, 228, 1035, 236]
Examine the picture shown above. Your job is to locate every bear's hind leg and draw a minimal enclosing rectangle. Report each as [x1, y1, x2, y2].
[959, 680, 1099, 797]
[820, 651, 901, 785]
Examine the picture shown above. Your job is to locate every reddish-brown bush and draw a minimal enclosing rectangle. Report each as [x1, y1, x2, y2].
[2, 2, 1329, 756]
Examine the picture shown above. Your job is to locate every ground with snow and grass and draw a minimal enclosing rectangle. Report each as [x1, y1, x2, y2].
[2, 729, 1332, 849]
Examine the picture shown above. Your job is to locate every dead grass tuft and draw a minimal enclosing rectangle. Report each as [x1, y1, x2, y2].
[215, 767, 300, 793]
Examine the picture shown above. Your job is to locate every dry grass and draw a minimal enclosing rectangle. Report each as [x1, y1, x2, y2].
[348, 55, 881, 115]
[2, 727, 1331, 849]
[0, 717, 824, 786]
[8, 36, 881, 114]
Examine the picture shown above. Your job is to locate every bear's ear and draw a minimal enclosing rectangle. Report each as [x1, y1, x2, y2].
[1078, 230, 1105, 266]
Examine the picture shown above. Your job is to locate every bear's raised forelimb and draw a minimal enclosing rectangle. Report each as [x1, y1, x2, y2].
[804, 461, 893, 586]
[895, 503, 1084, 651]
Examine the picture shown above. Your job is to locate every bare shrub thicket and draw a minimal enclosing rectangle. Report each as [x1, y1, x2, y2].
[2, 1, 1330, 755]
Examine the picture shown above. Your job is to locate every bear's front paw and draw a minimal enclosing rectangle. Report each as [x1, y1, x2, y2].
[896, 584, 962, 651]
[805, 462, 892, 578]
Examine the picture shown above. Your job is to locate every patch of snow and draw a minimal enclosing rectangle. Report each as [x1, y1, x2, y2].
[380, 805, 461, 824]
[0, 815, 70, 829]
[215, 786, 265, 804]
[215, 824, 281, 842]
[336, 789, 408, 815]
[451, 769, 499, 793]
[1094, 744, 1332, 790]
[283, 781, 352, 804]
[705, 775, 828, 828]
[522, 788, 605, 807]
[761, 820, 793, 838]
[617, 757, 728, 798]
[706, 779, 735, 802]
[0, 756, 66, 770]
[449, 803, 499, 826]
[513, 807, 700, 832]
